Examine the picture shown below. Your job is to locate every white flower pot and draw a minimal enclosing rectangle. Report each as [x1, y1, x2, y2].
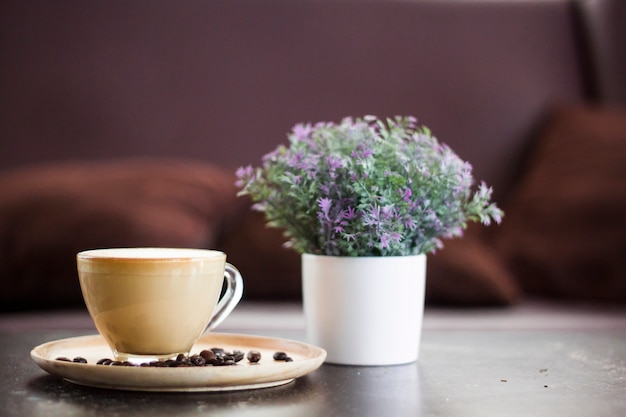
[302, 254, 426, 366]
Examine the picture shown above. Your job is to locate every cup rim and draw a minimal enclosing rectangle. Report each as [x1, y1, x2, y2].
[77, 247, 225, 262]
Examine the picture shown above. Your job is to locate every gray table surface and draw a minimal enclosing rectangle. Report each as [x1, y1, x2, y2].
[1, 300, 625, 417]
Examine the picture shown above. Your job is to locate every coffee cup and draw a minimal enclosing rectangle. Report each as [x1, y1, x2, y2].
[76, 247, 243, 363]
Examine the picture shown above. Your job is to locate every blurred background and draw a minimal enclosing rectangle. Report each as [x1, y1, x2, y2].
[1, 0, 624, 310]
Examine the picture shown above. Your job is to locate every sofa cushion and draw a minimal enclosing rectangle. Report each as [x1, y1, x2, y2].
[1, 156, 522, 309]
[218, 203, 303, 301]
[426, 224, 519, 306]
[0, 158, 240, 310]
[494, 104, 626, 302]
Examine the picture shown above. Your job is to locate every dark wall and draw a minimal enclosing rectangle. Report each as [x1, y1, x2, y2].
[0, 0, 591, 202]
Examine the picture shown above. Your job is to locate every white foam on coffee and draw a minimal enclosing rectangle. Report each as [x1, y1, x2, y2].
[79, 248, 222, 259]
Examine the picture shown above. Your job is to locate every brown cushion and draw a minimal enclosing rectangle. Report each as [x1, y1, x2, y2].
[0, 158, 240, 310]
[426, 224, 519, 306]
[494, 104, 626, 302]
[218, 200, 302, 301]
[0, 157, 520, 310]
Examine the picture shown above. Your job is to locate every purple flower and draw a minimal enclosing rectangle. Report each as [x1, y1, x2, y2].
[236, 164, 253, 177]
[287, 151, 305, 168]
[292, 123, 313, 142]
[261, 148, 280, 163]
[403, 216, 417, 231]
[318, 197, 332, 220]
[363, 205, 381, 227]
[399, 188, 412, 203]
[381, 205, 394, 219]
[327, 155, 343, 170]
[380, 232, 402, 248]
[343, 206, 356, 219]
[234, 165, 254, 187]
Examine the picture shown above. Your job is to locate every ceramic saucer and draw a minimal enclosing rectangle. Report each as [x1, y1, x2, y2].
[31, 333, 326, 392]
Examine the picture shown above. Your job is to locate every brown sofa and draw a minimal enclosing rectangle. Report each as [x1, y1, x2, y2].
[1, 0, 625, 310]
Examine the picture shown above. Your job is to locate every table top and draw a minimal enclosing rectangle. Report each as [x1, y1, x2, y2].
[2, 301, 625, 417]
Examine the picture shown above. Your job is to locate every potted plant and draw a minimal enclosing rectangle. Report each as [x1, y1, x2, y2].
[236, 115, 502, 365]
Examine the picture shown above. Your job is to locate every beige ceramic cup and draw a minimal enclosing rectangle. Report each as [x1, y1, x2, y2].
[77, 248, 243, 363]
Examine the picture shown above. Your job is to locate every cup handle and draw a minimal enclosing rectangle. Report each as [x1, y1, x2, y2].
[205, 263, 244, 332]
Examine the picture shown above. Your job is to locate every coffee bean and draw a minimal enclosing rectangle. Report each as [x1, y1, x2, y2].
[247, 350, 261, 363]
[55, 357, 72, 362]
[97, 358, 113, 365]
[190, 355, 206, 366]
[200, 349, 215, 361]
[176, 353, 187, 362]
[272, 351, 293, 362]
[210, 356, 224, 366]
[231, 351, 245, 362]
[72, 357, 88, 364]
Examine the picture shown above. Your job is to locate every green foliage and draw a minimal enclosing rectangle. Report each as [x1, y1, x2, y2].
[236, 116, 503, 256]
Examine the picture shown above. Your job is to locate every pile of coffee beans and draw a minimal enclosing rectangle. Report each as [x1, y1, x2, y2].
[55, 357, 88, 364]
[55, 347, 294, 367]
